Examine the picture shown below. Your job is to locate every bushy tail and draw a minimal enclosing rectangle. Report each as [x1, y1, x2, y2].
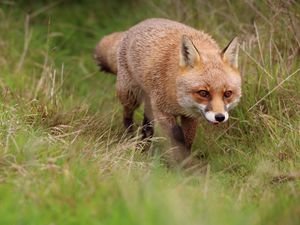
[94, 32, 125, 75]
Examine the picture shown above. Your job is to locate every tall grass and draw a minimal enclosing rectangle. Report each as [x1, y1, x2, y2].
[0, 0, 299, 224]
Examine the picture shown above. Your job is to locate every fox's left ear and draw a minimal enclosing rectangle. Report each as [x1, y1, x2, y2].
[179, 35, 202, 68]
[221, 37, 239, 69]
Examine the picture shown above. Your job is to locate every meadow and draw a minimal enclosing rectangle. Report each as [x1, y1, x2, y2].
[0, 0, 299, 224]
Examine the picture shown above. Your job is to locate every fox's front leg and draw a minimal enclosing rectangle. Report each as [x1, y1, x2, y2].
[153, 109, 190, 161]
[181, 116, 198, 150]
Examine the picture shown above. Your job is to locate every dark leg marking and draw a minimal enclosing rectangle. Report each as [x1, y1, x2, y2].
[123, 117, 134, 132]
[171, 125, 186, 146]
[141, 114, 154, 140]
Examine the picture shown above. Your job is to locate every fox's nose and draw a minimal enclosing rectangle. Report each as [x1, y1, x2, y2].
[215, 113, 225, 122]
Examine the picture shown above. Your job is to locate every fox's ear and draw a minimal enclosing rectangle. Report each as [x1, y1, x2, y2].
[179, 35, 201, 68]
[221, 37, 239, 69]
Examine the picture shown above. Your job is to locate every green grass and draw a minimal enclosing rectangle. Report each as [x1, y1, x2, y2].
[0, 0, 300, 224]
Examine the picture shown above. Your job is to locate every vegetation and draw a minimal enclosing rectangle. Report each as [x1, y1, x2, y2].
[0, 0, 299, 224]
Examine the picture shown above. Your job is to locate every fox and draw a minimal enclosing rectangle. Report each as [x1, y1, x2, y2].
[94, 18, 241, 162]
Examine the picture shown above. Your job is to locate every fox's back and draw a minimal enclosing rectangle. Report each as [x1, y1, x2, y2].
[118, 18, 221, 94]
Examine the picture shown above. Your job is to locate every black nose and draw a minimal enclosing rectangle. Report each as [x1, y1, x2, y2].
[215, 113, 225, 122]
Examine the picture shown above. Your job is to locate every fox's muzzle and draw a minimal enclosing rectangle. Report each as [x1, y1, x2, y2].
[203, 111, 228, 124]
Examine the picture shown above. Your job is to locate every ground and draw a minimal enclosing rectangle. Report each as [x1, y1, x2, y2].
[0, 0, 300, 224]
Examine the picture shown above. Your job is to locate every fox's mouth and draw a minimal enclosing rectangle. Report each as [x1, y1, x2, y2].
[199, 110, 217, 124]
[203, 116, 220, 125]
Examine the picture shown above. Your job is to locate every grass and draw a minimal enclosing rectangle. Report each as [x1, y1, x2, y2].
[0, 0, 300, 224]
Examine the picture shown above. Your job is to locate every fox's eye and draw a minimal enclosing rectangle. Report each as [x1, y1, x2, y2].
[224, 90, 233, 98]
[198, 90, 210, 98]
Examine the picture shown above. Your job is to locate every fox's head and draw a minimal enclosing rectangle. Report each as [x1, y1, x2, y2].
[176, 35, 241, 124]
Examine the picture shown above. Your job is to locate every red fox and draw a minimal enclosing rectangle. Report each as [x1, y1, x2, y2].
[94, 18, 241, 162]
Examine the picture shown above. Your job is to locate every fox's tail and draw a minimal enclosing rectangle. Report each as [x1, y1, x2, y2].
[94, 32, 125, 75]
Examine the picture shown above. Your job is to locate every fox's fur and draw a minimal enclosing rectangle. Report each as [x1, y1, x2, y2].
[94, 18, 241, 163]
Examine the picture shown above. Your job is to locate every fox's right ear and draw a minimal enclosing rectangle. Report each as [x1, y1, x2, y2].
[221, 37, 239, 69]
[179, 35, 202, 68]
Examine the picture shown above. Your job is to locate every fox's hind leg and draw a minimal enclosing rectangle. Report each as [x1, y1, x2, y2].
[134, 95, 154, 151]
[141, 95, 154, 140]
[116, 68, 141, 133]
